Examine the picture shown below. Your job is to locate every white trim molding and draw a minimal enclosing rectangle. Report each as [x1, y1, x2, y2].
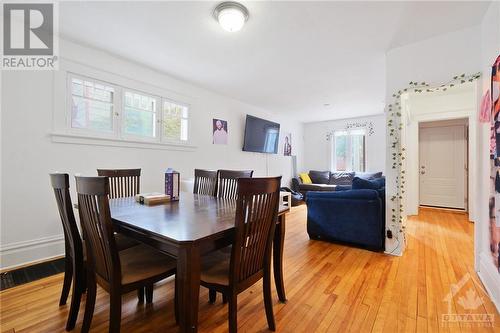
[0, 235, 65, 270]
[478, 251, 500, 313]
[50, 131, 197, 152]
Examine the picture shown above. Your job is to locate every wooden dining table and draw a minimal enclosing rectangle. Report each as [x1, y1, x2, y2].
[109, 192, 290, 333]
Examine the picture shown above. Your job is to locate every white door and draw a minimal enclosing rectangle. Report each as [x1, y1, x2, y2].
[419, 125, 466, 209]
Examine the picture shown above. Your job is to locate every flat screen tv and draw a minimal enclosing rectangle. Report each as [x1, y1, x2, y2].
[243, 115, 280, 154]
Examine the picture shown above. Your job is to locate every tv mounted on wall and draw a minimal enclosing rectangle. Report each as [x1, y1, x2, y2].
[242, 115, 280, 154]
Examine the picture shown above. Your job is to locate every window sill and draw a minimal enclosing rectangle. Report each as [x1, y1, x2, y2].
[50, 131, 197, 152]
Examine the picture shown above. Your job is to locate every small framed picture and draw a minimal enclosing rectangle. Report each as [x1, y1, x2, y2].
[213, 119, 228, 145]
[284, 133, 292, 156]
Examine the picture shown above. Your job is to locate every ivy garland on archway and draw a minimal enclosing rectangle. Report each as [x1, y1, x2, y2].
[386, 72, 482, 254]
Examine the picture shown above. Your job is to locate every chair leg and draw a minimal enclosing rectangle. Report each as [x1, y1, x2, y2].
[65, 271, 83, 331]
[109, 291, 122, 333]
[263, 270, 276, 331]
[228, 293, 237, 333]
[208, 288, 216, 303]
[137, 288, 144, 303]
[145, 284, 154, 304]
[59, 256, 73, 306]
[174, 278, 179, 324]
[81, 273, 96, 333]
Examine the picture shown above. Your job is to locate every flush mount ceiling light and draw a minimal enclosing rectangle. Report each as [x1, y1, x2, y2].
[214, 2, 249, 32]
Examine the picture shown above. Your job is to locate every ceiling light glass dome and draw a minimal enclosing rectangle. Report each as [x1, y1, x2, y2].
[214, 2, 249, 32]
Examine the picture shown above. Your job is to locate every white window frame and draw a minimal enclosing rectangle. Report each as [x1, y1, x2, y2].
[58, 72, 193, 150]
[331, 128, 366, 172]
[121, 88, 161, 143]
[160, 97, 191, 145]
[66, 73, 119, 139]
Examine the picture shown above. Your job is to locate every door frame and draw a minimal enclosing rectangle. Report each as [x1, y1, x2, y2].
[401, 82, 480, 271]
[418, 120, 468, 210]
[402, 84, 478, 223]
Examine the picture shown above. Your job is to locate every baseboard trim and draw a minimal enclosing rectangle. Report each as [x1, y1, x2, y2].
[478, 251, 500, 314]
[0, 235, 65, 271]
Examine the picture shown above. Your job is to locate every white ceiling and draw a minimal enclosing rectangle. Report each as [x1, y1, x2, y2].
[59, 1, 490, 122]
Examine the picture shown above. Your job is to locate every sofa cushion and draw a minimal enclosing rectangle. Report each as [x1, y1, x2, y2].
[299, 173, 312, 184]
[352, 177, 385, 190]
[335, 185, 352, 192]
[355, 171, 383, 180]
[306, 189, 379, 200]
[329, 171, 355, 185]
[309, 170, 331, 184]
[299, 183, 337, 192]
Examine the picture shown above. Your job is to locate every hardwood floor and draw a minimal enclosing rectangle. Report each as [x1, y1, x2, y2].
[1, 206, 498, 332]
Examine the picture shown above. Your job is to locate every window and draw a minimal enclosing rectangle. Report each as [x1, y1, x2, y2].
[70, 77, 115, 133]
[123, 91, 158, 139]
[332, 129, 366, 172]
[162, 100, 188, 142]
[66, 74, 190, 146]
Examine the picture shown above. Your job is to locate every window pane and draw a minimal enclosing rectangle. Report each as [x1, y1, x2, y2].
[124, 109, 155, 137]
[350, 134, 365, 172]
[180, 118, 188, 141]
[335, 134, 347, 171]
[71, 96, 113, 131]
[123, 91, 157, 138]
[163, 101, 189, 141]
[70, 77, 114, 133]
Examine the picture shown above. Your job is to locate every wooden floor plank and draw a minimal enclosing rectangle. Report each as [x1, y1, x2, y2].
[1, 206, 498, 332]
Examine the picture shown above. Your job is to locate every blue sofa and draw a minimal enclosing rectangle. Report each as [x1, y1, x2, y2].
[306, 178, 385, 251]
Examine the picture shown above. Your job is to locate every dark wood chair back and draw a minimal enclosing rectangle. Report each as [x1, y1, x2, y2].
[50, 173, 88, 330]
[76, 176, 120, 285]
[230, 177, 281, 286]
[97, 169, 141, 199]
[50, 173, 83, 265]
[216, 169, 254, 199]
[193, 169, 217, 196]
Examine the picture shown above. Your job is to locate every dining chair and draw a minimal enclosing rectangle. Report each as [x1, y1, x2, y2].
[76, 176, 177, 333]
[50, 173, 144, 331]
[96, 168, 140, 258]
[50, 173, 86, 331]
[215, 169, 253, 199]
[200, 176, 282, 333]
[193, 169, 217, 196]
[97, 168, 141, 199]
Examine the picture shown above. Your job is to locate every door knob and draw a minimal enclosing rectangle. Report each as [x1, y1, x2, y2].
[421, 170, 426, 175]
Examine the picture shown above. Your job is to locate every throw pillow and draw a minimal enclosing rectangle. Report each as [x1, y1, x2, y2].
[329, 171, 355, 185]
[299, 173, 312, 184]
[309, 170, 331, 184]
[355, 171, 383, 180]
[352, 177, 385, 190]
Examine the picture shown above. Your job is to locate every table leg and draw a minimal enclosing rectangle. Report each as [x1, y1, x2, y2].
[273, 214, 287, 303]
[177, 245, 201, 333]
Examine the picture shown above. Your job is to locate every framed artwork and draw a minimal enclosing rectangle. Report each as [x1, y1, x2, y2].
[213, 118, 228, 145]
[283, 133, 292, 156]
[489, 55, 500, 272]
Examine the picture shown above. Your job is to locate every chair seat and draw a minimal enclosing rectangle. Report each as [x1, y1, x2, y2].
[115, 233, 139, 251]
[201, 247, 231, 286]
[120, 244, 176, 285]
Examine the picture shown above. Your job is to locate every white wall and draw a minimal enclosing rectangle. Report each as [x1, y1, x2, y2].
[384, 25, 482, 257]
[478, 1, 500, 312]
[0, 39, 304, 269]
[302, 114, 386, 173]
[384, 4, 499, 309]
[386, 26, 481, 98]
